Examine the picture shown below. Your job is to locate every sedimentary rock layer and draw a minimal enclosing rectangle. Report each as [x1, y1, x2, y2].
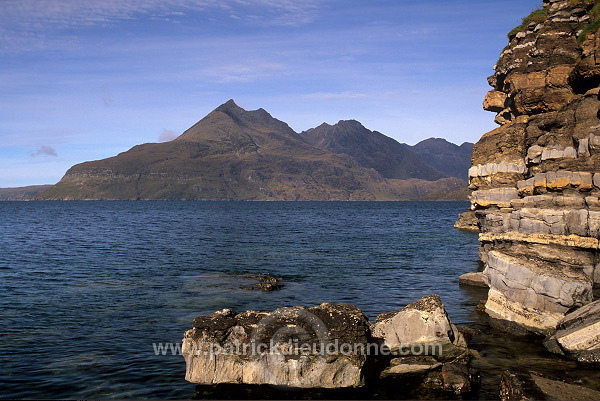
[468, 0, 600, 334]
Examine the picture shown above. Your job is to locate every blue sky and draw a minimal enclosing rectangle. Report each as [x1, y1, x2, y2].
[0, 0, 541, 187]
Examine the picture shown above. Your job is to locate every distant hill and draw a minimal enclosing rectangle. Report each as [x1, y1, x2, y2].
[412, 138, 473, 180]
[0, 185, 53, 201]
[35, 100, 469, 201]
[301, 120, 447, 180]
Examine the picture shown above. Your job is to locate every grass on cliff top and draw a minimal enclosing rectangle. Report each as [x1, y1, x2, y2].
[578, 2, 600, 42]
[508, 8, 548, 39]
[579, 19, 600, 42]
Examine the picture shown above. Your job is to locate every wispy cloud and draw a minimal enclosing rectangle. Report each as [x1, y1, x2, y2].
[301, 91, 367, 100]
[198, 61, 287, 83]
[0, 0, 323, 53]
[158, 129, 179, 142]
[30, 146, 58, 157]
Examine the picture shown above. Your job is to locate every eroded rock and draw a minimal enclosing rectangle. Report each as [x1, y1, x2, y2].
[460, 0, 600, 334]
[372, 295, 470, 364]
[183, 296, 477, 391]
[459, 272, 488, 288]
[454, 210, 479, 231]
[544, 299, 600, 364]
[183, 303, 370, 388]
[500, 369, 600, 401]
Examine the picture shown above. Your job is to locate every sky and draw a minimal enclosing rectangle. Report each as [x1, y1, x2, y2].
[0, 0, 541, 187]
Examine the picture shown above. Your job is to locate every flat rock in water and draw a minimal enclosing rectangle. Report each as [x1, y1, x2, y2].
[544, 299, 600, 364]
[500, 369, 600, 401]
[459, 272, 488, 288]
[380, 356, 442, 377]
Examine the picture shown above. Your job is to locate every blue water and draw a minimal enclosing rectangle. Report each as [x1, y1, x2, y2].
[0, 201, 482, 399]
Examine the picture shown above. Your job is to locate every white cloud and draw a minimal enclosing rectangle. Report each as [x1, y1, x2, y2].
[30, 145, 58, 157]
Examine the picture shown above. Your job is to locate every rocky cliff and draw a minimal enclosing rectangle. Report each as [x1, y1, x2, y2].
[469, 0, 600, 334]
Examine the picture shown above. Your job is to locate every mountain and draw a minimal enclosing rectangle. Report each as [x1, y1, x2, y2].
[0, 185, 52, 201]
[412, 138, 474, 180]
[35, 100, 468, 201]
[300, 120, 447, 180]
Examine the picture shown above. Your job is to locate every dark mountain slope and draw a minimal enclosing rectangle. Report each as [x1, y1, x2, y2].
[412, 138, 473, 180]
[301, 120, 447, 180]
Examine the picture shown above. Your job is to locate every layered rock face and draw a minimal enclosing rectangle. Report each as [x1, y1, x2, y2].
[470, 0, 600, 334]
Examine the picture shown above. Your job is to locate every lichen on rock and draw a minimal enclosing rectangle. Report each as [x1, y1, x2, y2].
[182, 296, 477, 391]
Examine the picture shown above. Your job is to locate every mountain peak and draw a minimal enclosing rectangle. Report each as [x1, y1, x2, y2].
[212, 99, 276, 124]
[176, 99, 299, 145]
[34, 100, 470, 200]
[336, 119, 363, 127]
[215, 99, 243, 113]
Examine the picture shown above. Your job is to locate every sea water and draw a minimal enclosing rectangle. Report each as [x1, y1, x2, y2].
[3, 201, 593, 400]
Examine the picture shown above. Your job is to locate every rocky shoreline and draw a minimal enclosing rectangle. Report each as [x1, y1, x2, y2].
[181, 289, 600, 399]
[182, 295, 479, 399]
[180, 0, 600, 398]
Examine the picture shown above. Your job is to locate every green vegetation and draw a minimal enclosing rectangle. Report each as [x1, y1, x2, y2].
[579, 19, 600, 42]
[578, 2, 600, 42]
[507, 8, 548, 39]
[568, 0, 598, 6]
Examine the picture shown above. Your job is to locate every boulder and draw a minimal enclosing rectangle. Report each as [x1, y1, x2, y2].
[459, 272, 488, 288]
[182, 303, 371, 388]
[372, 295, 469, 362]
[544, 299, 600, 364]
[500, 369, 600, 401]
[441, 363, 477, 395]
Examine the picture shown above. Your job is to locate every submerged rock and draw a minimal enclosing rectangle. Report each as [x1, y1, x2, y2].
[242, 274, 285, 291]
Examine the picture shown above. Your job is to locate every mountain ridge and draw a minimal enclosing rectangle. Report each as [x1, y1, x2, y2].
[300, 120, 448, 180]
[34, 100, 471, 201]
